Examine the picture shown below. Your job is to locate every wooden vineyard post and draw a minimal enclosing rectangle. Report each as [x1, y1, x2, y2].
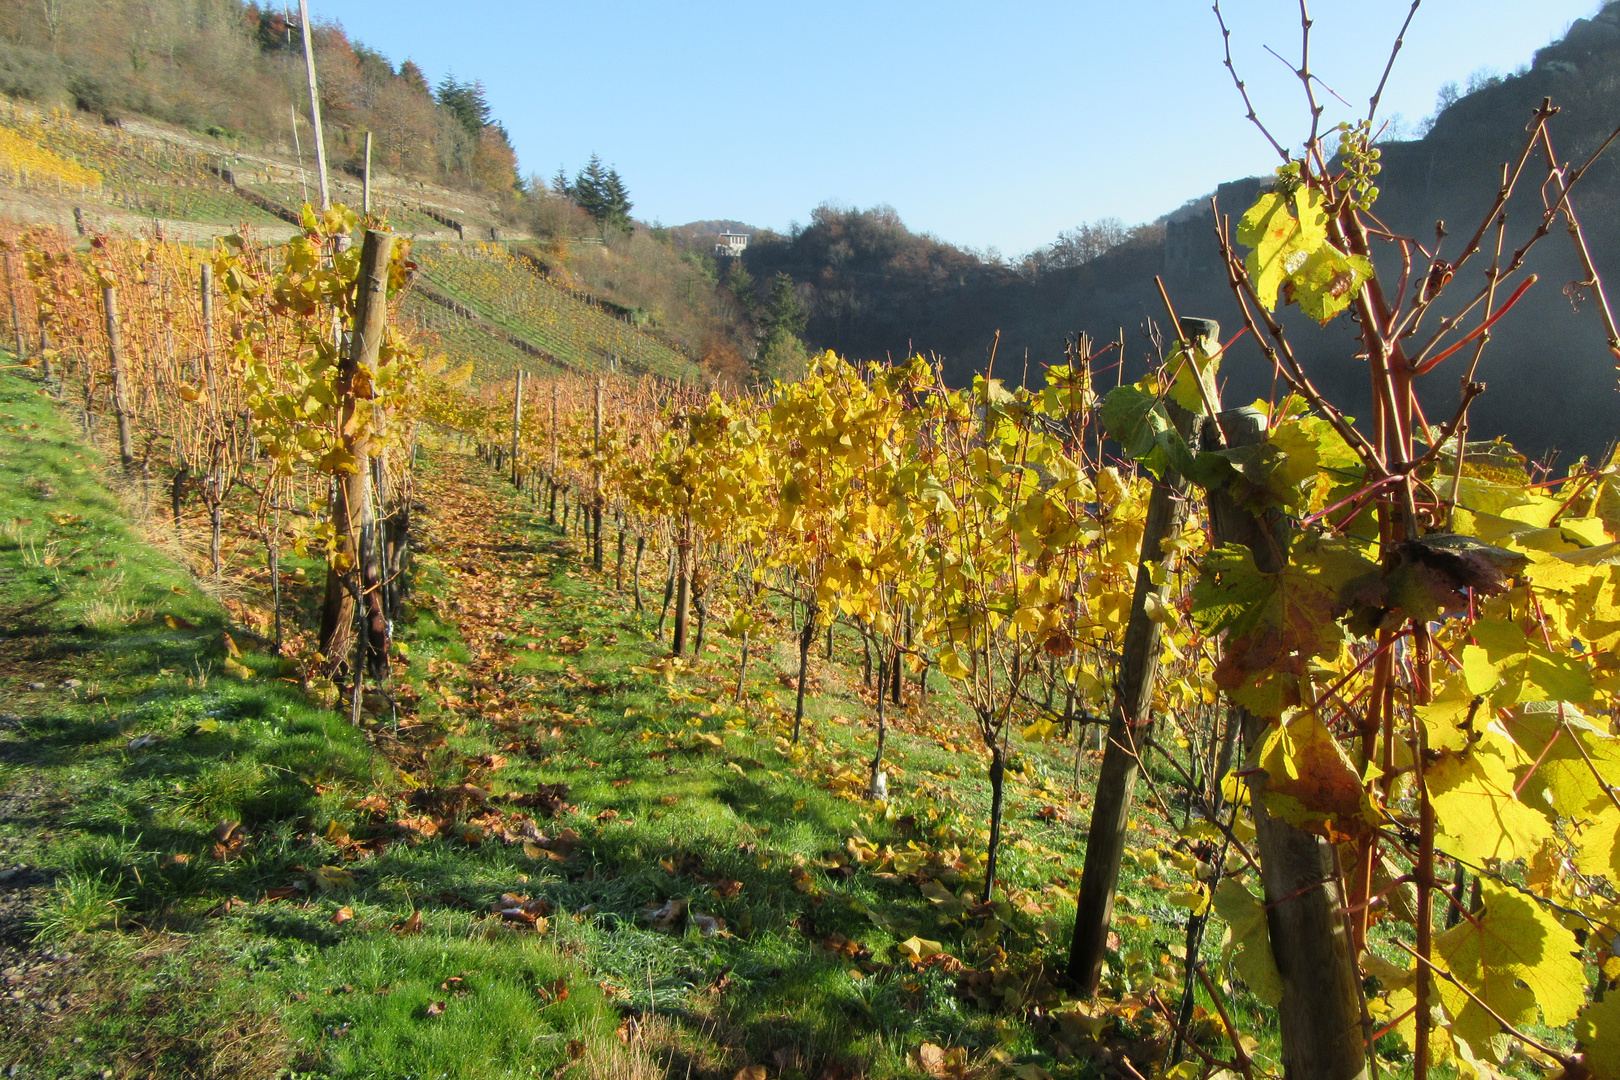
[3, 248, 23, 363]
[296, 0, 330, 209]
[1066, 396, 1201, 992]
[548, 382, 559, 524]
[671, 526, 691, 654]
[101, 284, 134, 468]
[792, 595, 818, 744]
[1206, 407, 1368, 1080]
[592, 376, 604, 571]
[632, 533, 645, 613]
[317, 229, 395, 686]
[510, 369, 524, 486]
[615, 514, 626, 589]
[36, 313, 51, 387]
[362, 130, 372, 217]
[200, 262, 216, 398]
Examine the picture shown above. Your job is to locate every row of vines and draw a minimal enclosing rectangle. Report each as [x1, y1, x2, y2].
[427, 106, 1620, 1080]
[1, 201, 424, 707]
[0, 15, 1615, 1078]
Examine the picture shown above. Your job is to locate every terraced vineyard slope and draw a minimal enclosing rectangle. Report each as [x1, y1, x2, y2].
[0, 101, 510, 242]
[414, 242, 701, 381]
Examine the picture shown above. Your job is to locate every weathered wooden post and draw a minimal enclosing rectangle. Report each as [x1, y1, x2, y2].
[317, 229, 395, 686]
[36, 312, 50, 388]
[200, 262, 216, 398]
[510, 369, 524, 486]
[296, 0, 330, 209]
[1206, 406, 1368, 1080]
[548, 381, 559, 524]
[592, 376, 604, 571]
[3, 248, 23, 364]
[101, 284, 134, 468]
[1067, 317, 1214, 991]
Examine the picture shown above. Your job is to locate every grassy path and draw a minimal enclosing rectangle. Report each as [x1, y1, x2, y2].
[0, 371, 1261, 1079]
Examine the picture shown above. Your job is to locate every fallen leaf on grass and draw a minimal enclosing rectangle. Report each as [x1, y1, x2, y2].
[355, 793, 392, 814]
[895, 936, 945, 963]
[394, 909, 424, 936]
[222, 656, 255, 680]
[494, 893, 553, 931]
[424, 1000, 446, 1017]
[690, 911, 726, 937]
[309, 865, 355, 892]
[212, 820, 245, 860]
[733, 1068, 767, 1080]
[395, 816, 440, 840]
[506, 783, 573, 817]
[643, 897, 687, 932]
[330, 906, 353, 924]
[914, 1042, 968, 1080]
[536, 978, 569, 1004]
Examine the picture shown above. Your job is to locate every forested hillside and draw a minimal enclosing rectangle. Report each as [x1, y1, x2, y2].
[0, 0, 520, 202]
[746, 6, 1620, 460]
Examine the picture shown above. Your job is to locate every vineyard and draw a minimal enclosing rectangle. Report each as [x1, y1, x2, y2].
[414, 242, 701, 381]
[0, 99, 509, 241]
[402, 288, 571, 380]
[0, 15, 1616, 1080]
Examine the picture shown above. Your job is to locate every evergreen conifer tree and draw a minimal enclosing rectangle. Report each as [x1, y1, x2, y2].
[569, 155, 633, 237]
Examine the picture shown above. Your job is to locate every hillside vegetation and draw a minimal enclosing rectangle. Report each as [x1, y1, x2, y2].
[411, 243, 701, 382]
[0, 0, 520, 203]
[0, 97, 705, 386]
[739, 7, 1620, 459]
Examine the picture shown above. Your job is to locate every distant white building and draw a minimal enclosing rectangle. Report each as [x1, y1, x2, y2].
[714, 231, 750, 258]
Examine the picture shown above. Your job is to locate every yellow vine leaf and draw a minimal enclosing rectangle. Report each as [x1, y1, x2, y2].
[1577, 994, 1620, 1080]
[1426, 746, 1552, 863]
[1415, 679, 1478, 752]
[1575, 805, 1620, 879]
[1499, 705, 1620, 817]
[1255, 709, 1378, 840]
[1459, 617, 1594, 707]
[1021, 718, 1058, 743]
[1212, 878, 1282, 1006]
[1432, 881, 1584, 1062]
[1237, 187, 1327, 311]
[1386, 986, 1458, 1066]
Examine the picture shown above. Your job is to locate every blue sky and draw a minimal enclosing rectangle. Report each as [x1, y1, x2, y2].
[313, 1, 1602, 255]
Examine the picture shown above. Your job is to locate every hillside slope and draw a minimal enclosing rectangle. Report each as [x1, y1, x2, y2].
[0, 98, 515, 243]
[412, 243, 700, 382]
[756, 9, 1620, 460]
[0, 100, 699, 384]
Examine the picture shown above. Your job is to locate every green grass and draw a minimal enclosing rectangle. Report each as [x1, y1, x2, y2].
[0, 367, 1284, 1079]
